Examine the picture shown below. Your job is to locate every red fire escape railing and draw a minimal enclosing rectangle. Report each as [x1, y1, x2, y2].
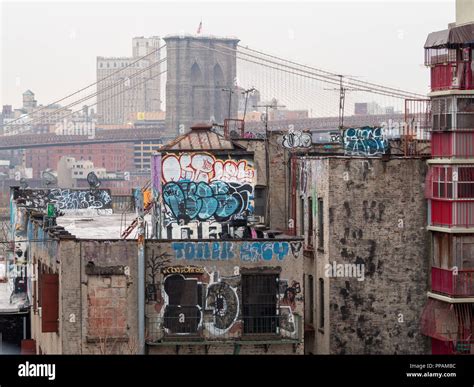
[432, 267, 474, 297]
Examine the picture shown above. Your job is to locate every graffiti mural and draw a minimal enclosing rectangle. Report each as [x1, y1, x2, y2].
[240, 241, 290, 262]
[343, 127, 388, 156]
[162, 274, 202, 334]
[171, 241, 293, 262]
[330, 132, 342, 143]
[13, 188, 113, 214]
[160, 152, 256, 239]
[145, 242, 303, 344]
[172, 241, 235, 261]
[281, 130, 312, 149]
[205, 277, 239, 333]
[162, 181, 253, 222]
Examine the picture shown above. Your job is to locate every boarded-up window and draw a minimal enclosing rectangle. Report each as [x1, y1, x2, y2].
[87, 275, 127, 338]
[41, 273, 59, 333]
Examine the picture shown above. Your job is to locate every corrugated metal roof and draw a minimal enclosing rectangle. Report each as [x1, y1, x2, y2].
[162, 124, 241, 151]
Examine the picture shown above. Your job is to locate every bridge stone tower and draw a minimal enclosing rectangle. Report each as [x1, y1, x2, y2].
[164, 34, 240, 137]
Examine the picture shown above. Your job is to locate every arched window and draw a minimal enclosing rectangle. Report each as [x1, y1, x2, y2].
[190, 62, 202, 85]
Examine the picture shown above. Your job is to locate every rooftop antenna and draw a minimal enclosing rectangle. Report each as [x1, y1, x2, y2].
[324, 75, 367, 130]
[87, 172, 101, 189]
[42, 170, 57, 187]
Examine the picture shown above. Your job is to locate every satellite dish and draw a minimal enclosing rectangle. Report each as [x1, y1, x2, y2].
[19, 178, 28, 189]
[87, 172, 101, 189]
[42, 171, 57, 187]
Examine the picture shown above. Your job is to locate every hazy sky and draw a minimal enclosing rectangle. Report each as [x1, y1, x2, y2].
[1, 0, 455, 108]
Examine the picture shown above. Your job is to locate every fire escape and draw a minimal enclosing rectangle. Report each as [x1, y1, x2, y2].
[421, 22, 474, 354]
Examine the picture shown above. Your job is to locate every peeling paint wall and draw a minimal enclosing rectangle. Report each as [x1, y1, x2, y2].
[145, 239, 304, 354]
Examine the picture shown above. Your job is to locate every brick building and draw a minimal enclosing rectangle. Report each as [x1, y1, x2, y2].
[10, 125, 304, 355]
[24, 143, 135, 179]
[262, 127, 432, 354]
[97, 37, 162, 125]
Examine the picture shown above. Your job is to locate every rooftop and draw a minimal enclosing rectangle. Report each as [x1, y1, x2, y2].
[56, 212, 152, 240]
[161, 123, 246, 151]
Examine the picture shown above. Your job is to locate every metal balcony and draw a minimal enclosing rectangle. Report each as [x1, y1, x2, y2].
[146, 314, 301, 346]
[431, 267, 474, 297]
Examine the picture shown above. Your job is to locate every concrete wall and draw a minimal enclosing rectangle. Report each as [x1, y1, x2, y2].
[297, 157, 430, 354]
[145, 238, 304, 354]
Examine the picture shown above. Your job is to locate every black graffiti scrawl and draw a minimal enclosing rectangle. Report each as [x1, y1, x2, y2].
[163, 275, 201, 334]
[13, 188, 112, 212]
[206, 282, 239, 331]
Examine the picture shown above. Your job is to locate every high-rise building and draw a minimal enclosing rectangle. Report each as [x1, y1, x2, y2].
[421, 0, 474, 355]
[97, 36, 162, 124]
[22, 90, 37, 112]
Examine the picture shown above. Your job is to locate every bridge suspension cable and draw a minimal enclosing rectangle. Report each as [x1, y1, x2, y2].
[4, 57, 167, 132]
[2, 44, 167, 130]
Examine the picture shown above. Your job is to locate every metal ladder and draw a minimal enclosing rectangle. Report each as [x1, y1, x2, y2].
[120, 181, 152, 239]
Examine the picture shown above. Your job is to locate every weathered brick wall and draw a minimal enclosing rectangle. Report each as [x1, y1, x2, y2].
[268, 134, 290, 230]
[60, 240, 82, 354]
[79, 240, 138, 354]
[29, 221, 62, 355]
[145, 238, 304, 354]
[326, 158, 430, 354]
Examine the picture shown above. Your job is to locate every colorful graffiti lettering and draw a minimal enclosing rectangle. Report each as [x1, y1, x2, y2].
[343, 127, 388, 156]
[172, 241, 235, 261]
[161, 153, 256, 238]
[163, 181, 253, 223]
[239, 241, 290, 262]
[162, 153, 255, 185]
[281, 130, 312, 149]
[171, 241, 294, 262]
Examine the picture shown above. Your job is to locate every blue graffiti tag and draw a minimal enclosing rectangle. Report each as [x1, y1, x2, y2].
[171, 241, 291, 262]
[172, 241, 235, 261]
[240, 242, 290, 262]
[163, 181, 253, 223]
[343, 127, 388, 156]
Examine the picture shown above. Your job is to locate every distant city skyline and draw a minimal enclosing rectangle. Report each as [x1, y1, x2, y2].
[1, 1, 455, 108]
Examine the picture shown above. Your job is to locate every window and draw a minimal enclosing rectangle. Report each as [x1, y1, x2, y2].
[318, 198, 324, 250]
[308, 197, 314, 247]
[254, 187, 266, 217]
[300, 197, 305, 236]
[308, 275, 314, 324]
[242, 274, 278, 335]
[431, 97, 453, 131]
[456, 97, 474, 129]
[41, 273, 59, 333]
[319, 278, 324, 330]
[432, 166, 453, 198]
